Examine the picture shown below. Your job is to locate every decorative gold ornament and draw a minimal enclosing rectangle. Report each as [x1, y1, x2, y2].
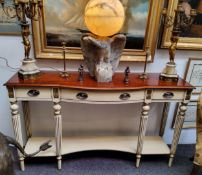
[84, 0, 125, 37]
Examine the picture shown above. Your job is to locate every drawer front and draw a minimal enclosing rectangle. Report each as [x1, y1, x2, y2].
[152, 90, 185, 101]
[15, 87, 52, 100]
[61, 89, 144, 102]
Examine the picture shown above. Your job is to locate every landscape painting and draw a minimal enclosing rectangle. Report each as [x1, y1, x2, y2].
[33, 0, 163, 61]
[44, 0, 149, 50]
[0, 0, 20, 35]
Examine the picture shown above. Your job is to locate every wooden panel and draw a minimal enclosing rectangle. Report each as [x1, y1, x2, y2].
[24, 136, 170, 157]
[5, 71, 194, 90]
[152, 90, 185, 101]
[15, 87, 52, 100]
[61, 89, 144, 103]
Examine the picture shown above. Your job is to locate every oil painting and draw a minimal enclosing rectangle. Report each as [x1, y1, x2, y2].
[44, 0, 149, 50]
[180, 0, 202, 38]
[32, 0, 163, 61]
[0, 0, 20, 35]
[161, 0, 202, 50]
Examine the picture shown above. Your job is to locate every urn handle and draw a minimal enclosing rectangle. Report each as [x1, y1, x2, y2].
[120, 93, 131, 100]
[163, 92, 174, 99]
[76, 92, 88, 100]
[27, 89, 40, 97]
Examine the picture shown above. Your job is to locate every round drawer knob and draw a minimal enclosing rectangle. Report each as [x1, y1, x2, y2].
[119, 93, 131, 100]
[163, 92, 174, 99]
[27, 89, 40, 97]
[76, 92, 88, 100]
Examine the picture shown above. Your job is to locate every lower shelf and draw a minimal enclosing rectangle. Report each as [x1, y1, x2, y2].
[24, 136, 170, 157]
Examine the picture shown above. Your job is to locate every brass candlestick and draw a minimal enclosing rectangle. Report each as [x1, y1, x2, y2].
[160, 2, 196, 82]
[60, 42, 70, 78]
[0, 0, 42, 79]
[139, 46, 151, 80]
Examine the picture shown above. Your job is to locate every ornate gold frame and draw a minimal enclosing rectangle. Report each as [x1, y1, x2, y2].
[161, 0, 202, 50]
[32, 0, 164, 61]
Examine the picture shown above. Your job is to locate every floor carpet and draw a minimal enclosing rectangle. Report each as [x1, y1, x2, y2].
[13, 144, 199, 175]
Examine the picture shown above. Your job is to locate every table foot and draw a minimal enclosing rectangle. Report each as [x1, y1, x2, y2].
[57, 156, 62, 170]
[168, 154, 174, 167]
[136, 154, 141, 168]
[20, 158, 25, 171]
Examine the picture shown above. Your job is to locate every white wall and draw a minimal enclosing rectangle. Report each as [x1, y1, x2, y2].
[0, 35, 201, 144]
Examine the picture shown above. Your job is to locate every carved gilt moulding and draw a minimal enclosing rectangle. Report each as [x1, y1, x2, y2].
[161, 0, 202, 50]
[32, 0, 164, 62]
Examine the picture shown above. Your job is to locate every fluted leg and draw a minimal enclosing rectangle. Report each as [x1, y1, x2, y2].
[10, 101, 25, 171]
[136, 102, 150, 167]
[169, 102, 187, 167]
[53, 102, 62, 170]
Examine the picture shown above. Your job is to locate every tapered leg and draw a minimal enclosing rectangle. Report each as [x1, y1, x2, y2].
[10, 101, 25, 171]
[136, 102, 150, 167]
[169, 102, 187, 167]
[53, 102, 62, 170]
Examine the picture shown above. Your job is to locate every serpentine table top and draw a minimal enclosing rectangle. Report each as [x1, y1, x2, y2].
[5, 71, 194, 90]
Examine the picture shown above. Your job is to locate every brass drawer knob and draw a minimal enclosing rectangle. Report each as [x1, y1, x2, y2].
[120, 93, 131, 100]
[76, 92, 88, 100]
[163, 92, 174, 99]
[27, 89, 40, 97]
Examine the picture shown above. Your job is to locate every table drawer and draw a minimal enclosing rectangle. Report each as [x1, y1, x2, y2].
[61, 89, 144, 102]
[152, 90, 185, 100]
[15, 87, 52, 100]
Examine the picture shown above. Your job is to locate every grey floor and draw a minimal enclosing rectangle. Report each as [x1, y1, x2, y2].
[14, 145, 196, 175]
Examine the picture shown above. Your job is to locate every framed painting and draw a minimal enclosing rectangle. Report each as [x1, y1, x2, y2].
[161, 0, 202, 50]
[0, 0, 21, 35]
[185, 58, 202, 94]
[32, 0, 164, 61]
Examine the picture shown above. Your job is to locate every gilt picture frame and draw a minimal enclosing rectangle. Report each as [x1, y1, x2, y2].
[161, 0, 202, 50]
[32, 0, 164, 61]
[0, 0, 21, 35]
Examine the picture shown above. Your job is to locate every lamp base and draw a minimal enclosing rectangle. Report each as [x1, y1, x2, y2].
[18, 59, 40, 79]
[159, 62, 179, 82]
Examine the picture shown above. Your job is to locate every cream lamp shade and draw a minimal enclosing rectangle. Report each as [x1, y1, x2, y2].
[84, 0, 125, 37]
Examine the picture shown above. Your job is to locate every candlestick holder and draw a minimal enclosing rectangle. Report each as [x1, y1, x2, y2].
[160, 2, 196, 82]
[0, 0, 42, 79]
[139, 46, 151, 80]
[60, 42, 70, 78]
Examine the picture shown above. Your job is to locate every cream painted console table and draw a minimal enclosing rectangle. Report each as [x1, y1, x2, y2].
[5, 71, 194, 171]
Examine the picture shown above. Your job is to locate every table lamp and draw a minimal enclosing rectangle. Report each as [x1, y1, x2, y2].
[81, 0, 126, 82]
[0, 0, 42, 79]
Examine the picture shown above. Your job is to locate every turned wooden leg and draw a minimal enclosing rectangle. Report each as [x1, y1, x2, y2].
[53, 102, 62, 170]
[10, 101, 25, 171]
[136, 102, 150, 168]
[169, 102, 187, 167]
